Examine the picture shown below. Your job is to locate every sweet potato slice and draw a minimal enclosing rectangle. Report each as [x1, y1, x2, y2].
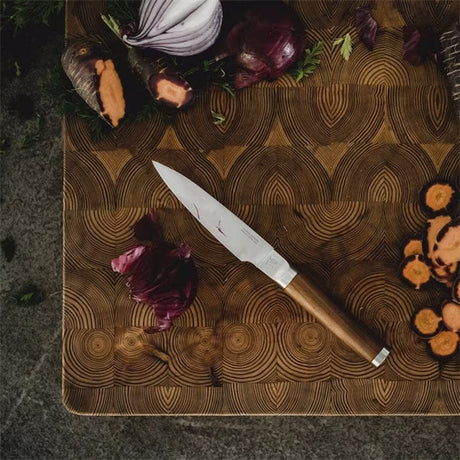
[420, 180, 458, 217]
[401, 254, 432, 289]
[411, 306, 443, 338]
[441, 301, 460, 332]
[427, 330, 459, 360]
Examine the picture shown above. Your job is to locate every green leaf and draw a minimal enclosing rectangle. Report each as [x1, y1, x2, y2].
[289, 41, 323, 82]
[333, 33, 353, 61]
[333, 37, 344, 46]
[211, 110, 226, 125]
[10, 284, 45, 306]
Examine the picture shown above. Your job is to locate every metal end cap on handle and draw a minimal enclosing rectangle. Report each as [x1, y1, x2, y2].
[372, 347, 390, 367]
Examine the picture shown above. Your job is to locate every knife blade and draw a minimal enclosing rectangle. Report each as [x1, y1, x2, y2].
[153, 161, 390, 367]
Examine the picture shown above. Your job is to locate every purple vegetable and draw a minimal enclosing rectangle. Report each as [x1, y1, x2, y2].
[133, 209, 163, 242]
[112, 212, 198, 333]
[218, 2, 307, 89]
[403, 25, 440, 66]
[355, 7, 378, 51]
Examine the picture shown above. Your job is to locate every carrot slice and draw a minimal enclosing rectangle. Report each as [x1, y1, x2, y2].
[411, 307, 443, 338]
[420, 180, 458, 217]
[428, 330, 459, 360]
[401, 254, 432, 289]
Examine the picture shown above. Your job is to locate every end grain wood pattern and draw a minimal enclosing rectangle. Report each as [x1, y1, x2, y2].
[63, 0, 460, 415]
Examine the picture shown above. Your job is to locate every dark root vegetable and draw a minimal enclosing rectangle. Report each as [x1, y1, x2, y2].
[422, 214, 452, 264]
[453, 276, 460, 303]
[441, 301, 460, 332]
[427, 330, 459, 360]
[420, 180, 458, 217]
[218, 1, 307, 89]
[61, 36, 126, 127]
[401, 254, 432, 290]
[402, 235, 423, 258]
[355, 7, 378, 51]
[411, 306, 443, 338]
[432, 218, 460, 267]
[127, 48, 193, 108]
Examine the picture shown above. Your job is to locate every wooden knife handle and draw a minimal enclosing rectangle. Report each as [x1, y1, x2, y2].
[284, 273, 389, 366]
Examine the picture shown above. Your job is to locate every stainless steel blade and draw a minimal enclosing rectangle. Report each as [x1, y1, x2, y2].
[153, 161, 297, 287]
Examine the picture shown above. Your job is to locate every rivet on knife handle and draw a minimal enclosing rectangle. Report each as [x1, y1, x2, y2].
[152, 161, 390, 367]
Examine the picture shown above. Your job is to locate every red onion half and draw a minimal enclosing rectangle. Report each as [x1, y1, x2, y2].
[219, 2, 307, 89]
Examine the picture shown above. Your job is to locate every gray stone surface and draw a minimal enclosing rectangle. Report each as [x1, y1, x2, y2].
[1, 26, 460, 460]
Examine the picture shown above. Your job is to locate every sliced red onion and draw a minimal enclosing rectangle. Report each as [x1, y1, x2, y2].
[112, 212, 198, 333]
[123, 0, 223, 57]
[355, 7, 378, 51]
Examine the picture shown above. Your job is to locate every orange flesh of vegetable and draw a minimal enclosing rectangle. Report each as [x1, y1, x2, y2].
[414, 308, 442, 335]
[433, 225, 460, 266]
[403, 239, 423, 257]
[155, 79, 191, 108]
[425, 215, 452, 260]
[442, 302, 460, 332]
[95, 59, 125, 127]
[402, 255, 431, 289]
[425, 184, 454, 212]
[429, 331, 459, 356]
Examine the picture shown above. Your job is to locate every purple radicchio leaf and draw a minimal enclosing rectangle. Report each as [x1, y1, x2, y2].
[133, 210, 162, 243]
[403, 25, 441, 66]
[112, 212, 198, 333]
[355, 7, 378, 51]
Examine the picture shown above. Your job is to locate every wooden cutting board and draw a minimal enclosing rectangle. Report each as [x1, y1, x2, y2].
[62, 0, 459, 415]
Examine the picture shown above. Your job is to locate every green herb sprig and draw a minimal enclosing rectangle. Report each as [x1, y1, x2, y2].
[10, 284, 45, 306]
[290, 41, 323, 82]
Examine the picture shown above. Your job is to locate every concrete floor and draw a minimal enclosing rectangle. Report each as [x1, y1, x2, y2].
[1, 25, 459, 460]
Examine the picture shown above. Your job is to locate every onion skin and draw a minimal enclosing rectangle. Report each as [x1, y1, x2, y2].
[123, 0, 224, 57]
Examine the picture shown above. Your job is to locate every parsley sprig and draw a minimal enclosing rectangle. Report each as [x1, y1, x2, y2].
[290, 41, 323, 82]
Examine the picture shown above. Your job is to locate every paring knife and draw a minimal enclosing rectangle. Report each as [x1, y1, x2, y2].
[153, 161, 390, 367]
